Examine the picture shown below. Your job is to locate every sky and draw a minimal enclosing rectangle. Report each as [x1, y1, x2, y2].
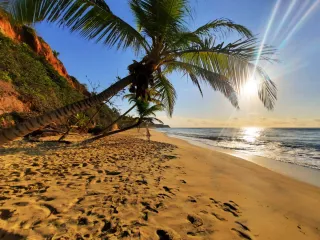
[35, 0, 320, 128]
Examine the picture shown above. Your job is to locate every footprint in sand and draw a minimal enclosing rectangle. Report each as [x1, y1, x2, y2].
[156, 229, 173, 240]
[13, 202, 29, 207]
[211, 212, 227, 221]
[101, 220, 116, 234]
[163, 186, 175, 195]
[40, 204, 59, 217]
[209, 197, 221, 204]
[38, 196, 55, 202]
[0, 209, 15, 220]
[0, 196, 10, 201]
[141, 202, 159, 213]
[231, 228, 253, 240]
[222, 202, 240, 217]
[236, 221, 250, 231]
[187, 214, 203, 227]
[187, 196, 197, 203]
[77, 217, 89, 225]
[231, 220, 252, 239]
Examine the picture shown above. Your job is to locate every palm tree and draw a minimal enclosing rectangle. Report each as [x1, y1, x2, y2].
[96, 88, 162, 135]
[82, 98, 164, 144]
[0, 0, 277, 146]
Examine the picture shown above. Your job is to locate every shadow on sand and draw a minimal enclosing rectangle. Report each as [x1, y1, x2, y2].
[0, 229, 24, 240]
[0, 140, 73, 157]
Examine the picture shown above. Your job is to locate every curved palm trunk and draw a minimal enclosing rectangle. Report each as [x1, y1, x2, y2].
[84, 103, 105, 129]
[81, 119, 142, 145]
[0, 75, 133, 146]
[58, 101, 109, 142]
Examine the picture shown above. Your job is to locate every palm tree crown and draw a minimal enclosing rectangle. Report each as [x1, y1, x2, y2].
[5, 0, 277, 115]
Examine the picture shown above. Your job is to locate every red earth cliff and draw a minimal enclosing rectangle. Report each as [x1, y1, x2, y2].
[0, 13, 89, 96]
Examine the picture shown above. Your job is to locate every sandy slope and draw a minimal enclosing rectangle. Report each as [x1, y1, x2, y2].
[0, 130, 319, 239]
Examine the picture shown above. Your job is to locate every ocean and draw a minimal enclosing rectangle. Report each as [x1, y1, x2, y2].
[157, 128, 320, 170]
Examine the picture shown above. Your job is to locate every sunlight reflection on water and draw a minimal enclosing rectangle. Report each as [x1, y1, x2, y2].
[242, 127, 262, 143]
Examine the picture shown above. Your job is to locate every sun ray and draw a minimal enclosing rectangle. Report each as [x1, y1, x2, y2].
[285, 0, 310, 32]
[271, 0, 297, 43]
[251, 0, 281, 78]
[280, 0, 320, 48]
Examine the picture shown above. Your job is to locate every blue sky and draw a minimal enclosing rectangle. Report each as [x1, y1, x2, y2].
[35, 0, 320, 127]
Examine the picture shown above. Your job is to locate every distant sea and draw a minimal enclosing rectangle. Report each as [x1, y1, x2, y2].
[157, 128, 320, 170]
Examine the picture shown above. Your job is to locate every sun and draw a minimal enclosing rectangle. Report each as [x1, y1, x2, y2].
[242, 78, 258, 96]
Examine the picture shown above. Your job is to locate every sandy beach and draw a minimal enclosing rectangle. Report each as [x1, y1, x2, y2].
[0, 130, 319, 240]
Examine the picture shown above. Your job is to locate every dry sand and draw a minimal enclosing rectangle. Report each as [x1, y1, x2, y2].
[0, 130, 319, 239]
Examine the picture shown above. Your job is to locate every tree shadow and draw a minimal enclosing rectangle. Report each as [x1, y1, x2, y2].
[0, 229, 24, 240]
[0, 140, 74, 157]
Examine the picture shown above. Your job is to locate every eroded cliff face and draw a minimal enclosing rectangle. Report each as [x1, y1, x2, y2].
[0, 81, 29, 115]
[0, 12, 89, 96]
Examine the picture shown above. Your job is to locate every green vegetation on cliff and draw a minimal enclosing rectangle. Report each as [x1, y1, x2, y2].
[0, 32, 83, 112]
[0, 32, 117, 128]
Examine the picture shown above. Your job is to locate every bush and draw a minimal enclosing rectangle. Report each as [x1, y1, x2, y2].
[88, 126, 104, 135]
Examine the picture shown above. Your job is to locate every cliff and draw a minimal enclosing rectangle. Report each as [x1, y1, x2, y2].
[0, 10, 89, 96]
[0, 10, 116, 128]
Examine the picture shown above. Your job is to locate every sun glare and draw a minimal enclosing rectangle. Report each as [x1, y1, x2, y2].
[243, 127, 262, 143]
[242, 79, 258, 97]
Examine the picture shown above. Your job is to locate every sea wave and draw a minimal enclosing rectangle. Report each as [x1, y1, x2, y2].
[159, 128, 320, 170]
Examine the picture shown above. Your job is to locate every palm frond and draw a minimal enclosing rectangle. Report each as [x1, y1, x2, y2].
[172, 37, 277, 62]
[141, 103, 164, 118]
[193, 18, 253, 38]
[168, 31, 203, 51]
[154, 73, 177, 117]
[123, 93, 137, 100]
[135, 99, 150, 116]
[173, 55, 275, 109]
[189, 72, 204, 97]
[167, 61, 239, 108]
[124, 89, 162, 104]
[143, 117, 164, 124]
[8, 0, 150, 52]
[130, 0, 190, 41]
[256, 66, 277, 110]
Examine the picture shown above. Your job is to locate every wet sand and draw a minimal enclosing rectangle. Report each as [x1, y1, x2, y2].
[0, 130, 319, 239]
[168, 135, 320, 188]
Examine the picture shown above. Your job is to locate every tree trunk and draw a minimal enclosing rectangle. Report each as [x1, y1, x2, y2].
[100, 104, 136, 134]
[84, 103, 105, 129]
[58, 124, 74, 142]
[0, 75, 133, 146]
[81, 119, 142, 145]
[58, 101, 107, 142]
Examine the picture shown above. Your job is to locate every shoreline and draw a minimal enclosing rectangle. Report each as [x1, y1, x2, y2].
[158, 132, 320, 188]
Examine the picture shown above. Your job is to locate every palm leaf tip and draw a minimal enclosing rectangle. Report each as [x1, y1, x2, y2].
[194, 18, 253, 38]
[155, 74, 177, 117]
[7, 0, 149, 51]
[256, 67, 277, 110]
